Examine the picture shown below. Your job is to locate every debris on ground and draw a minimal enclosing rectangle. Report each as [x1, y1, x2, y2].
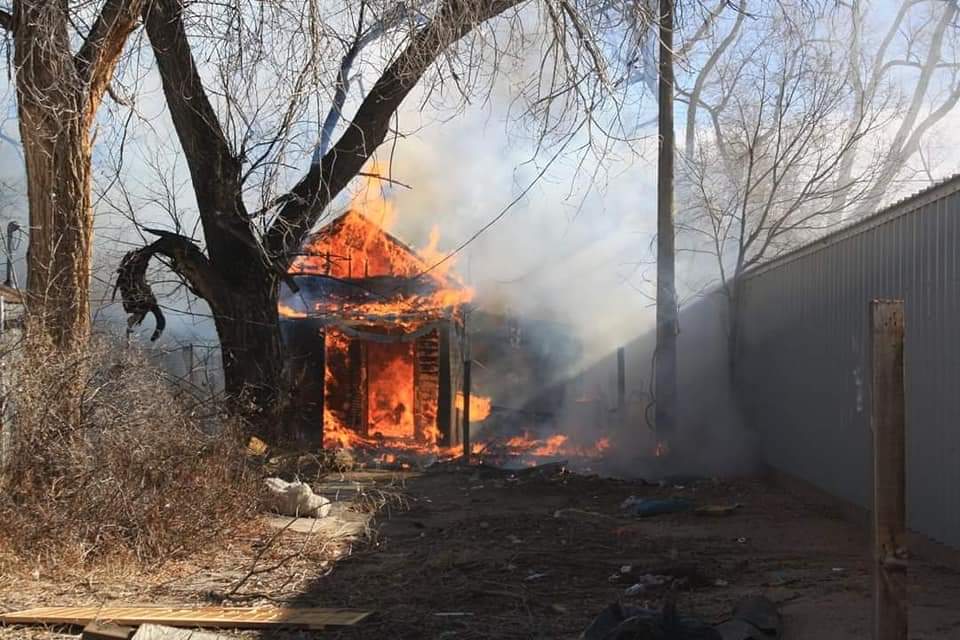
[131, 624, 232, 639]
[694, 504, 742, 517]
[581, 596, 781, 640]
[82, 621, 135, 640]
[263, 477, 332, 517]
[714, 596, 782, 640]
[620, 496, 693, 517]
[581, 600, 721, 640]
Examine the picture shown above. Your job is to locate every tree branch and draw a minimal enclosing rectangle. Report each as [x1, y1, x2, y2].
[0, 8, 12, 32]
[265, 0, 523, 264]
[75, 0, 144, 118]
[142, 0, 258, 271]
[114, 229, 226, 340]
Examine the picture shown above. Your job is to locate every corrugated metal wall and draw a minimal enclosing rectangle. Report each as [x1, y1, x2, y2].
[737, 176, 960, 548]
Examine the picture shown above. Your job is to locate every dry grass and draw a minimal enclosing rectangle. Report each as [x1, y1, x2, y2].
[0, 332, 261, 569]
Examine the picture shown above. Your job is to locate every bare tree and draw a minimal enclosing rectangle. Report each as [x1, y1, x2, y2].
[0, 2, 142, 351]
[676, 3, 889, 368]
[831, 0, 960, 217]
[112, 0, 644, 438]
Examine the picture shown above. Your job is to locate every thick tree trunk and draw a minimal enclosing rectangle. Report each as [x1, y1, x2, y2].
[209, 283, 289, 440]
[14, 6, 93, 352]
[20, 120, 94, 351]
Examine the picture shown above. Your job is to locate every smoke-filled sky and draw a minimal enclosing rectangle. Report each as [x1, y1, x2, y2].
[1, 0, 960, 371]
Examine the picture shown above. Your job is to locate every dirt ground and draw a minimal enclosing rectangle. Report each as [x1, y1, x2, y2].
[3, 465, 960, 639]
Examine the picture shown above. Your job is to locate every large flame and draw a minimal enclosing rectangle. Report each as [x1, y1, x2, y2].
[278, 165, 612, 468]
[280, 163, 492, 455]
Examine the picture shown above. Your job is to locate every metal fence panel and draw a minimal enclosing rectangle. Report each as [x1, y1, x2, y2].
[738, 176, 960, 548]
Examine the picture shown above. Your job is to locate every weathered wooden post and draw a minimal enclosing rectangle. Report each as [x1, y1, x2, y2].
[870, 299, 907, 640]
[616, 346, 626, 426]
[462, 355, 471, 462]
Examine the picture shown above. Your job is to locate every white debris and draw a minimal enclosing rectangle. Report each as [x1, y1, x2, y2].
[263, 477, 332, 517]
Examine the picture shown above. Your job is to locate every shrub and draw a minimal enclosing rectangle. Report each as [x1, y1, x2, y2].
[0, 332, 260, 566]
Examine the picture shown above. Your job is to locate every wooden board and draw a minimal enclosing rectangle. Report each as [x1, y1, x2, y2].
[1, 606, 371, 630]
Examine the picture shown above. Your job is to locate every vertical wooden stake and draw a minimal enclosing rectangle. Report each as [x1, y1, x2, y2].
[462, 356, 471, 463]
[617, 346, 626, 425]
[871, 299, 907, 640]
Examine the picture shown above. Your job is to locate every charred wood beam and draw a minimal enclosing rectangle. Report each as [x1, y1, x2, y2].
[264, 0, 523, 264]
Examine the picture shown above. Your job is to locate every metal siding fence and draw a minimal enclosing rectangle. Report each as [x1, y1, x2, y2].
[738, 177, 960, 548]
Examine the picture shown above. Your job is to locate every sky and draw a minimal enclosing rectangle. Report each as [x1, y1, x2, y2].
[1, 0, 960, 375]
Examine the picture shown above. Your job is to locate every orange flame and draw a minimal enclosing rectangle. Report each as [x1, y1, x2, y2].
[280, 162, 497, 458]
[455, 392, 492, 422]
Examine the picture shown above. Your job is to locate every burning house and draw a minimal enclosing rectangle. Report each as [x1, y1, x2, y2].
[278, 210, 473, 451]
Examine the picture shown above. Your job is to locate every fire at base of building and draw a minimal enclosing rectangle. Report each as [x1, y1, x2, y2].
[278, 210, 472, 451]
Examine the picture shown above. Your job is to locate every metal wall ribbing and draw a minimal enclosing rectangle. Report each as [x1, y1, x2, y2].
[737, 176, 960, 548]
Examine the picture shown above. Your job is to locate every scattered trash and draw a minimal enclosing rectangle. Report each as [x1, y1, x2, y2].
[582, 600, 721, 640]
[263, 477, 331, 518]
[551, 603, 569, 614]
[621, 496, 693, 517]
[621, 565, 633, 574]
[623, 574, 671, 596]
[714, 579, 729, 587]
[736, 537, 748, 544]
[831, 567, 845, 573]
[525, 572, 549, 581]
[582, 596, 782, 640]
[695, 504, 742, 517]
[507, 534, 523, 544]
[615, 562, 714, 589]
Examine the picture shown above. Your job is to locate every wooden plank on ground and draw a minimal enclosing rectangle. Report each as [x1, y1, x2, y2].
[870, 299, 908, 640]
[0, 606, 370, 630]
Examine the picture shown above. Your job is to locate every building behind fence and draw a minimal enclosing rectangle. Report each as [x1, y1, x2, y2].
[737, 175, 960, 549]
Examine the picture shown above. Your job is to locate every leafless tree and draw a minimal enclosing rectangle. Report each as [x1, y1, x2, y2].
[0, 2, 141, 352]
[105, 0, 647, 438]
[676, 2, 891, 368]
[0, 1, 144, 426]
[830, 0, 960, 216]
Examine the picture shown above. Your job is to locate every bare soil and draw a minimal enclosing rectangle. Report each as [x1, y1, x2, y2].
[297, 466, 960, 640]
[3, 466, 960, 639]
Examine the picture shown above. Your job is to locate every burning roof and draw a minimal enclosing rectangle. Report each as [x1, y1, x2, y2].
[280, 210, 473, 326]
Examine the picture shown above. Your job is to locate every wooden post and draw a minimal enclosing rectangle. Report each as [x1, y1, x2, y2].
[462, 355, 471, 462]
[871, 299, 907, 640]
[655, 0, 678, 440]
[616, 346, 626, 423]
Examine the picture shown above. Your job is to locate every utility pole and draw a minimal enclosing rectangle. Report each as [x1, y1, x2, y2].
[655, 0, 678, 444]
